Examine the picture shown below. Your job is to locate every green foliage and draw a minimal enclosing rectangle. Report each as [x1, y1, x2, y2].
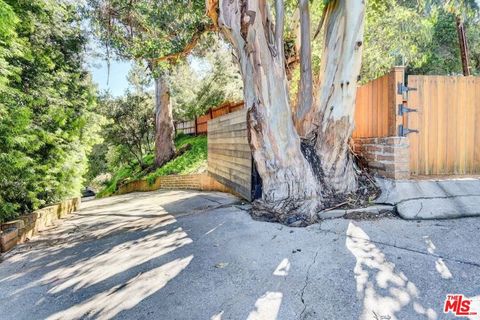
[97, 134, 207, 197]
[169, 37, 243, 120]
[88, 0, 209, 73]
[361, 0, 432, 82]
[98, 91, 155, 168]
[361, 0, 480, 80]
[145, 134, 207, 183]
[0, 0, 101, 222]
[411, 9, 462, 75]
[410, 3, 480, 75]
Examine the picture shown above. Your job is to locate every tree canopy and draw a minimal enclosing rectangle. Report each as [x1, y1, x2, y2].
[0, 0, 101, 221]
[88, 0, 210, 70]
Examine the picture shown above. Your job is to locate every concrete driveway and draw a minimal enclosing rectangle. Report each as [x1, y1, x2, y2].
[0, 190, 479, 320]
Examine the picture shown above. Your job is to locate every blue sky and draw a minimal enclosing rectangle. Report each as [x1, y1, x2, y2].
[88, 54, 207, 97]
[89, 58, 132, 97]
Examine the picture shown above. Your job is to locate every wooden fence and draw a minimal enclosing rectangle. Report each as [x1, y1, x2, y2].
[207, 109, 252, 201]
[354, 66, 480, 176]
[407, 76, 480, 175]
[175, 101, 244, 135]
[353, 67, 404, 138]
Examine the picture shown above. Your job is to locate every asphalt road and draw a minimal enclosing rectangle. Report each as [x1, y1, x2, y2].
[0, 190, 479, 320]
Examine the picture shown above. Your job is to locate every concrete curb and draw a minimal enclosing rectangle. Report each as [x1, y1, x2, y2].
[318, 205, 395, 220]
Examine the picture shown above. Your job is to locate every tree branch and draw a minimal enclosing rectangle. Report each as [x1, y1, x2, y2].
[206, 0, 220, 28]
[295, 0, 313, 136]
[150, 24, 215, 64]
[275, 0, 285, 60]
[313, 3, 328, 40]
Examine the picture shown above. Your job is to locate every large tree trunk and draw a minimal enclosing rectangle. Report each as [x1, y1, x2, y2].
[308, 0, 366, 194]
[154, 75, 176, 168]
[216, 0, 322, 225]
[211, 0, 365, 225]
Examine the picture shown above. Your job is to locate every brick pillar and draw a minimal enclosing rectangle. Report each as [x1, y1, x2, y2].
[354, 137, 410, 179]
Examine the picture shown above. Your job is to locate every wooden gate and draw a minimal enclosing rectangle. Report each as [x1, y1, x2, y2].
[407, 76, 480, 175]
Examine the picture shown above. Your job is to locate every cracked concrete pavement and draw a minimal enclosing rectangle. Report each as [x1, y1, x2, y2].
[376, 177, 480, 219]
[0, 189, 479, 320]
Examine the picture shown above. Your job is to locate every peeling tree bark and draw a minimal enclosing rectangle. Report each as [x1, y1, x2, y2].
[216, 0, 322, 225]
[308, 0, 366, 194]
[209, 0, 366, 225]
[294, 0, 313, 136]
[154, 75, 176, 168]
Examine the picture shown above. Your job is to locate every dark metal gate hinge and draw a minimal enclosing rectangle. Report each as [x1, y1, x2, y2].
[398, 124, 419, 137]
[398, 104, 418, 116]
[397, 83, 417, 95]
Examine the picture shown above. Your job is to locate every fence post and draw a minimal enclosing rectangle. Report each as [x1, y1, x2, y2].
[388, 66, 406, 136]
[194, 117, 198, 136]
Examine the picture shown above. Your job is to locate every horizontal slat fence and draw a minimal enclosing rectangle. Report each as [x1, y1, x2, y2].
[408, 75, 480, 175]
[176, 101, 244, 135]
[208, 109, 252, 201]
[175, 120, 196, 135]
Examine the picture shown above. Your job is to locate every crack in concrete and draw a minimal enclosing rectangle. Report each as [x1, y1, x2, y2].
[202, 196, 224, 205]
[391, 193, 480, 206]
[317, 225, 480, 269]
[298, 249, 319, 320]
[413, 202, 423, 218]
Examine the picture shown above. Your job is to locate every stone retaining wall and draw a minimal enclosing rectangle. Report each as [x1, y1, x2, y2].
[0, 197, 81, 252]
[353, 137, 410, 180]
[115, 173, 237, 197]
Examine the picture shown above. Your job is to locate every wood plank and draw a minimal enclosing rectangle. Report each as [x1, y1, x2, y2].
[208, 122, 247, 133]
[474, 78, 480, 173]
[387, 70, 396, 136]
[208, 159, 251, 178]
[360, 84, 367, 137]
[353, 86, 362, 138]
[208, 166, 251, 187]
[377, 76, 383, 136]
[209, 110, 247, 123]
[208, 147, 251, 159]
[373, 77, 379, 137]
[428, 76, 438, 174]
[436, 77, 447, 174]
[208, 136, 249, 144]
[208, 152, 252, 168]
[419, 77, 427, 175]
[208, 172, 251, 201]
[446, 77, 457, 173]
[457, 77, 467, 174]
[408, 76, 420, 175]
[207, 143, 251, 152]
[465, 77, 475, 173]
[209, 147, 251, 158]
[207, 129, 248, 139]
[381, 74, 387, 136]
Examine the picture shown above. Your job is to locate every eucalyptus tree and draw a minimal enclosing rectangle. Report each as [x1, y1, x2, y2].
[206, 0, 366, 225]
[88, 0, 210, 167]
